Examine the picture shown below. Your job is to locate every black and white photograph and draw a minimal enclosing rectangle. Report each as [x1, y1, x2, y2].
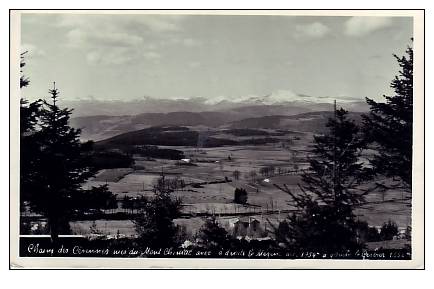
[9, 10, 424, 269]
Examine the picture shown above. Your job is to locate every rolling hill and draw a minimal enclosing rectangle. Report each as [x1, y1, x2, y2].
[71, 100, 367, 141]
[93, 111, 365, 149]
[227, 111, 364, 132]
[71, 111, 243, 141]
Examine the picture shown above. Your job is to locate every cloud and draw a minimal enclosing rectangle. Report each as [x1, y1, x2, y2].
[143, 51, 162, 61]
[295, 22, 330, 39]
[182, 38, 202, 47]
[55, 14, 188, 65]
[86, 47, 137, 65]
[344, 17, 393, 36]
[67, 28, 144, 48]
[138, 15, 185, 32]
[50, 14, 202, 66]
[162, 36, 203, 47]
[188, 61, 201, 68]
[58, 14, 186, 33]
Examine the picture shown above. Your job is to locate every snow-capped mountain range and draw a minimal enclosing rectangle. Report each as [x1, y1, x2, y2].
[203, 90, 362, 106]
[65, 90, 368, 117]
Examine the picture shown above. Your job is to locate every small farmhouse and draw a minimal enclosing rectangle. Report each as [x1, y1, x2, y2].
[227, 217, 262, 238]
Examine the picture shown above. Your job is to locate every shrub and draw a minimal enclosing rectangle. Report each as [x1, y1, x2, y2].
[195, 217, 230, 249]
[380, 220, 399, 241]
[367, 227, 381, 242]
[234, 188, 248, 204]
[354, 220, 381, 243]
[134, 178, 182, 248]
[279, 202, 363, 252]
[275, 220, 290, 244]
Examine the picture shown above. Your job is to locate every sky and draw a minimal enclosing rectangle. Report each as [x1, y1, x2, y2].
[20, 13, 413, 103]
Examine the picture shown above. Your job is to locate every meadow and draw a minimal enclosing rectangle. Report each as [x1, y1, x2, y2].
[75, 128, 411, 240]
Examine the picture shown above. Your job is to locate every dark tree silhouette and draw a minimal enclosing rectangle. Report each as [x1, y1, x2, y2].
[19, 53, 40, 136]
[121, 195, 147, 214]
[134, 175, 182, 248]
[380, 220, 399, 241]
[232, 170, 240, 180]
[19, 55, 44, 231]
[195, 216, 230, 249]
[363, 41, 413, 191]
[299, 108, 371, 206]
[20, 54, 42, 212]
[73, 184, 118, 214]
[90, 150, 134, 170]
[22, 83, 96, 243]
[234, 188, 248, 204]
[353, 220, 381, 243]
[275, 220, 290, 244]
[275, 106, 372, 252]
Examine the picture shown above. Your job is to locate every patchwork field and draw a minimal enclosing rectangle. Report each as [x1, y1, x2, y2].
[74, 129, 411, 240]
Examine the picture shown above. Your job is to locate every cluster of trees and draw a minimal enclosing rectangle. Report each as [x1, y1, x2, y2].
[234, 188, 248, 204]
[242, 165, 297, 184]
[20, 54, 117, 242]
[259, 165, 276, 178]
[274, 218, 401, 247]
[90, 150, 134, 170]
[133, 175, 183, 248]
[273, 42, 413, 252]
[194, 217, 231, 250]
[99, 126, 201, 147]
[100, 126, 271, 148]
[237, 137, 280, 146]
[121, 195, 148, 214]
[155, 175, 186, 191]
[356, 220, 401, 242]
[224, 128, 271, 136]
[136, 145, 185, 160]
[193, 217, 279, 252]
[72, 185, 118, 214]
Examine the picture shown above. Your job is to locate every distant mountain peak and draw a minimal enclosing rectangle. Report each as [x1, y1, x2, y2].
[201, 90, 362, 106]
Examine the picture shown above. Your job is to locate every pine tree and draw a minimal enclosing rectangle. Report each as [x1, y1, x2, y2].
[134, 175, 182, 248]
[24, 83, 96, 242]
[20, 53, 42, 212]
[19, 52, 40, 135]
[363, 41, 413, 191]
[300, 107, 369, 207]
[19, 57, 116, 241]
[234, 188, 248, 204]
[19, 52, 39, 135]
[275, 106, 371, 252]
[195, 216, 230, 250]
